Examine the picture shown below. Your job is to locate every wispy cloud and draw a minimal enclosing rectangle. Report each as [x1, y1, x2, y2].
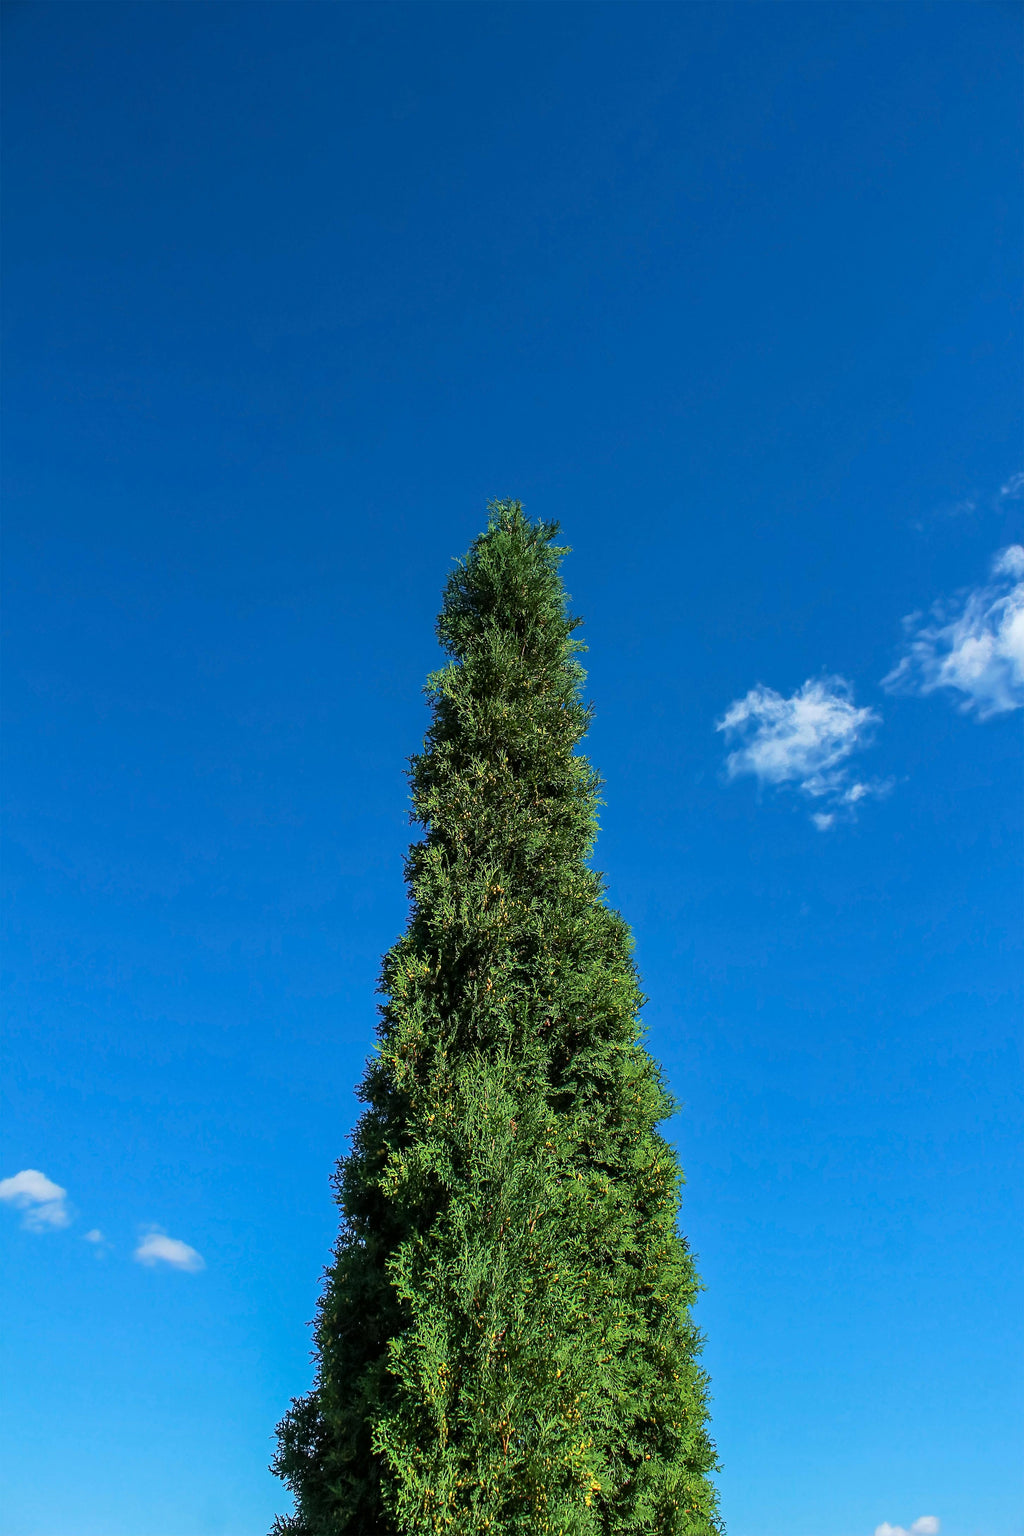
[911, 470, 1022, 530]
[133, 1228, 205, 1273]
[883, 545, 1024, 719]
[0, 1169, 71, 1231]
[716, 676, 885, 827]
[875, 1518, 939, 1536]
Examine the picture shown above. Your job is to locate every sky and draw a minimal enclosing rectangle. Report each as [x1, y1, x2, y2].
[1, 4, 1021, 1534]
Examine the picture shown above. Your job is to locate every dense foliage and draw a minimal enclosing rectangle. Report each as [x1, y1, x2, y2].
[271, 503, 720, 1535]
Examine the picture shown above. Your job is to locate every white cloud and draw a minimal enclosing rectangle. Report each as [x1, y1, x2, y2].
[1000, 470, 1024, 500]
[133, 1228, 205, 1273]
[883, 546, 1024, 719]
[875, 1519, 939, 1536]
[716, 676, 885, 827]
[0, 1169, 71, 1231]
[83, 1228, 105, 1244]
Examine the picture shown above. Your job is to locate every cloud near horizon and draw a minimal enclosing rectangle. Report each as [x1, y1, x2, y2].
[133, 1228, 205, 1273]
[875, 1518, 940, 1536]
[716, 676, 885, 828]
[883, 545, 1024, 719]
[0, 1169, 71, 1231]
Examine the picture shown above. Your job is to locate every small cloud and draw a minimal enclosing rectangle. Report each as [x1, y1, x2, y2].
[913, 472, 1022, 530]
[883, 545, 1024, 718]
[935, 496, 977, 521]
[875, 1519, 939, 1536]
[716, 676, 886, 826]
[133, 1228, 205, 1273]
[0, 1169, 71, 1231]
[83, 1228, 104, 1243]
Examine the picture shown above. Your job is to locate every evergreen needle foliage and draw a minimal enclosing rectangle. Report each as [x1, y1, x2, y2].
[271, 503, 720, 1536]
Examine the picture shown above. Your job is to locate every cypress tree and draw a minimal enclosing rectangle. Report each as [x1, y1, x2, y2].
[271, 503, 720, 1536]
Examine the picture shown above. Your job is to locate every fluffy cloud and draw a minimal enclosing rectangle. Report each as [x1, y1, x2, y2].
[0, 1169, 71, 1231]
[716, 676, 884, 827]
[133, 1228, 205, 1273]
[884, 546, 1024, 719]
[875, 1518, 939, 1536]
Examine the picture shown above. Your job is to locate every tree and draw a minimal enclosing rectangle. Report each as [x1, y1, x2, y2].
[271, 502, 720, 1535]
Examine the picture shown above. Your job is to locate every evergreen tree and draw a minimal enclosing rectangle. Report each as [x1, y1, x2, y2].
[271, 503, 720, 1536]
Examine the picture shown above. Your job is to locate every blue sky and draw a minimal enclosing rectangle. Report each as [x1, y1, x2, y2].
[2, 4, 1021, 1534]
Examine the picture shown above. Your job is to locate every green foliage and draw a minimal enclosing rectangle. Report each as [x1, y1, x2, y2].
[271, 503, 721, 1535]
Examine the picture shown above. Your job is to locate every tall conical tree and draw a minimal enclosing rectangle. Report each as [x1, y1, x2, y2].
[272, 503, 720, 1536]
